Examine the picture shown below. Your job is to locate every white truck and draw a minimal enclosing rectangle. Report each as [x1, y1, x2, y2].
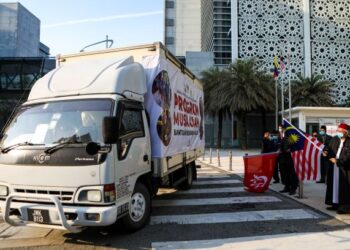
[0, 42, 204, 232]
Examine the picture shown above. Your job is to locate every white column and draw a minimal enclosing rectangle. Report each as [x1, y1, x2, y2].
[303, 0, 312, 77]
[231, 0, 239, 61]
[299, 112, 306, 131]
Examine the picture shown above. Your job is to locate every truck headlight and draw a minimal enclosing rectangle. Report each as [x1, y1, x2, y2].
[87, 190, 102, 202]
[0, 186, 8, 196]
[78, 189, 102, 202]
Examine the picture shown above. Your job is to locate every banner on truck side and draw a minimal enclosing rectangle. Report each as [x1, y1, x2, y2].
[142, 55, 205, 157]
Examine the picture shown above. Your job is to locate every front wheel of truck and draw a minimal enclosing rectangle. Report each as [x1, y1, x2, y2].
[122, 182, 150, 232]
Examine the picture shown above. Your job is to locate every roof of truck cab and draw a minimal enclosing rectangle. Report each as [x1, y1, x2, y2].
[27, 56, 147, 101]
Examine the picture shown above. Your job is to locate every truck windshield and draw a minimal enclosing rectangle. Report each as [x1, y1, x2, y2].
[0, 99, 113, 149]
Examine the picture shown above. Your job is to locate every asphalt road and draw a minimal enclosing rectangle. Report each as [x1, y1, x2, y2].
[0, 163, 348, 249]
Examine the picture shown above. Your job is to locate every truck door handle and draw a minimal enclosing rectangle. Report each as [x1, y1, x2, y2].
[143, 155, 149, 162]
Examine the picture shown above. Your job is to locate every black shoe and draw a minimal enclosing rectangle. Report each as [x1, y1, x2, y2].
[337, 210, 349, 214]
[326, 206, 338, 211]
[279, 189, 289, 193]
[316, 180, 325, 183]
[273, 180, 280, 184]
[289, 190, 296, 195]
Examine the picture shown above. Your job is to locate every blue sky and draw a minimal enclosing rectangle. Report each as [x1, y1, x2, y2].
[1, 0, 164, 55]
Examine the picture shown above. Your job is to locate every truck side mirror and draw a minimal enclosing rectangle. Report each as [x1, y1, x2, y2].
[102, 116, 119, 144]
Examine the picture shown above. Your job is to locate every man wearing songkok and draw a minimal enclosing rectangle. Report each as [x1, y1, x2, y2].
[324, 123, 350, 214]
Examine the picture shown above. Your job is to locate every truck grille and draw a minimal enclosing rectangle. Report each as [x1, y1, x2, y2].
[14, 189, 74, 202]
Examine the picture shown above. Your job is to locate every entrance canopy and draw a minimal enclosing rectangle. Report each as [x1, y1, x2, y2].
[282, 107, 350, 136]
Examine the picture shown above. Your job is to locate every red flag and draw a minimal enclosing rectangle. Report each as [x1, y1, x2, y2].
[243, 153, 278, 193]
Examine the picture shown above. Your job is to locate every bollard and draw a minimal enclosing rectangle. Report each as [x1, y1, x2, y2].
[299, 181, 304, 199]
[209, 148, 212, 164]
[202, 150, 205, 161]
[229, 150, 233, 171]
[217, 149, 221, 167]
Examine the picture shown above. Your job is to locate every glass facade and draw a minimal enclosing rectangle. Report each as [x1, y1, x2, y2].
[0, 57, 55, 130]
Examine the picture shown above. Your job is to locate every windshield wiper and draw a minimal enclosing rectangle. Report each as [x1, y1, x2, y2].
[1, 142, 45, 154]
[45, 136, 84, 155]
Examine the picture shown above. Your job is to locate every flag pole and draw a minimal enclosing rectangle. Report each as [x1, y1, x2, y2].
[275, 78, 278, 129]
[281, 78, 284, 121]
[288, 45, 292, 121]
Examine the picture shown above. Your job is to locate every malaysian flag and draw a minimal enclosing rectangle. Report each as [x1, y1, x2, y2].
[282, 119, 324, 181]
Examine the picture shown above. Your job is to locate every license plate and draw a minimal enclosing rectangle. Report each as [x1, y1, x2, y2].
[27, 209, 50, 224]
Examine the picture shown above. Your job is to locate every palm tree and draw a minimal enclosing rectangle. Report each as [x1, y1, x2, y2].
[291, 74, 334, 107]
[220, 58, 275, 149]
[201, 67, 230, 148]
[345, 96, 350, 107]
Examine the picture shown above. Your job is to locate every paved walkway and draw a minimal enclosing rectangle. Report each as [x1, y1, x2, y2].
[199, 148, 350, 225]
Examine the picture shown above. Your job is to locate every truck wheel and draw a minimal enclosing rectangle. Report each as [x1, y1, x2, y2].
[179, 164, 194, 190]
[122, 183, 150, 232]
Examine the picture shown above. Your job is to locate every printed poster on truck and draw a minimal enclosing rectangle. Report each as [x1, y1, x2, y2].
[142, 55, 204, 157]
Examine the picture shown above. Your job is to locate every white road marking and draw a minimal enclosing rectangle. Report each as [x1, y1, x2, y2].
[197, 175, 231, 179]
[194, 179, 241, 185]
[152, 196, 280, 207]
[196, 171, 222, 175]
[150, 208, 320, 225]
[176, 187, 245, 194]
[196, 168, 218, 171]
[152, 229, 346, 250]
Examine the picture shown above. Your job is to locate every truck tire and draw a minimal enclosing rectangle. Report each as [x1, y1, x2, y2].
[179, 164, 194, 190]
[122, 182, 151, 232]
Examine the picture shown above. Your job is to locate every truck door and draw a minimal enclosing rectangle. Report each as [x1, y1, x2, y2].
[114, 100, 150, 216]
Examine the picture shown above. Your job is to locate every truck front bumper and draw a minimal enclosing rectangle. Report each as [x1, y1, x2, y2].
[0, 193, 117, 233]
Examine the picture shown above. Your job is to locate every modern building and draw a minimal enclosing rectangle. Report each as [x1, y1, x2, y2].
[165, 0, 230, 67]
[0, 2, 50, 57]
[164, 0, 350, 148]
[231, 0, 350, 105]
[213, 0, 232, 66]
[164, 0, 202, 57]
[0, 3, 54, 130]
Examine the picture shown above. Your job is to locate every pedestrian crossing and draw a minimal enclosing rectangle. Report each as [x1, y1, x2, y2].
[152, 196, 281, 207]
[193, 179, 241, 185]
[151, 163, 325, 249]
[151, 209, 319, 225]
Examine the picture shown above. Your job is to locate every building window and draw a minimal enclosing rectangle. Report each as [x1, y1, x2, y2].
[165, 18, 174, 26]
[165, 1, 174, 8]
[165, 37, 174, 45]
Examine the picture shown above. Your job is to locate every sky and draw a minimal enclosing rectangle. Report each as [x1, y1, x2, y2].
[0, 0, 164, 55]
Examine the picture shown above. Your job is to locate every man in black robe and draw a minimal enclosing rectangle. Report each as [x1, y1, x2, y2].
[279, 134, 298, 195]
[324, 123, 350, 214]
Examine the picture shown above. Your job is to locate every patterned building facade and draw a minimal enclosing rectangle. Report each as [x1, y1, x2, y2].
[233, 0, 350, 104]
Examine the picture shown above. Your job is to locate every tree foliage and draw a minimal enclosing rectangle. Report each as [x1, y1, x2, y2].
[291, 74, 334, 107]
[201, 58, 275, 149]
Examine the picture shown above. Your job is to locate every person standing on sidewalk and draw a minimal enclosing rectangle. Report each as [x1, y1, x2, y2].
[270, 130, 281, 183]
[317, 125, 332, 183]
[279, 128, 298, 195]
[261, 131, 271, 153]
[324, 123, 350, 214]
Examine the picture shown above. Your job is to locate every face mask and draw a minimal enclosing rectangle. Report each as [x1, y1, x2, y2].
[278, 128, 283, 132]
[337, 132, 344, 139]
[319, 131, 325, 136]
